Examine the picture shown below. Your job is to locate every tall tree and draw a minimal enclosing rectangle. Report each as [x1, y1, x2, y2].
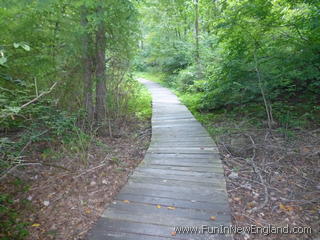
[194, 0, 200, 65]
[95, 5, 107, 132]
[81, 6, 94, 126]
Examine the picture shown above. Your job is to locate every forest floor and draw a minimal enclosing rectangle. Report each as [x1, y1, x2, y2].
[207, 119, 320, 240]
[0, 119, 151, 240]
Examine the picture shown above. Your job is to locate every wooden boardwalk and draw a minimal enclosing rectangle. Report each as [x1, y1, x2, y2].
[86, 79, 232, 240]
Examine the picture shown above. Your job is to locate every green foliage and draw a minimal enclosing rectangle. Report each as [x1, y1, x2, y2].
[136, 0, 320, 128]
[103, 72, 151, 123]
[0, 103, 81, 173]
[178, 92, 204, 113]
[0, 191, 30, 240]
[0, 0, 142, 174]
[135, 72, 166, 84]
[0, 1, 142, 238]
[128, 80, 152, 121]
[0, 73, 90, 173]
[0, 194, 29, 239]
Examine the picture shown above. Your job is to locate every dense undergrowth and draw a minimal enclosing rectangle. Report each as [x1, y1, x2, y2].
[0, 79, 151, 239]
[136, 0, 320, 132]
[136, 71, 319, 136]
[0, 1, 148, 237]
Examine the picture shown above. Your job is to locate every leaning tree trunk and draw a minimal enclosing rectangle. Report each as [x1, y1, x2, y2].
[95, 12, 107, 134]
[81, 7, 94, 127]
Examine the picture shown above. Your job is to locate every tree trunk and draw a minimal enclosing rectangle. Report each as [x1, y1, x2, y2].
[195, 0, 200, 65]
[253, 52, 274, 129]
[81, 7, 94, 127]
[95, 7, 107, 134]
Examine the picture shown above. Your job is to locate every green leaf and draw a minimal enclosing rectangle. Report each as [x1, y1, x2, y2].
[21, 44, 30, 51]
[0, 56, 7, 65]
[7, 106, 21, 114]
[13, 43, 30, 51]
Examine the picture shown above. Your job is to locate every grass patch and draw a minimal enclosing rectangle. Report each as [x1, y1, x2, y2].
[128, 80, 152, 121]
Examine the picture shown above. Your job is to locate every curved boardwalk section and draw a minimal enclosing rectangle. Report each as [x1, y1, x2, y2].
[87, 79, 232, 240]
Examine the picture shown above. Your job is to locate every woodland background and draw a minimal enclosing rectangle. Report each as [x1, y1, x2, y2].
[0, 0, 319, 239]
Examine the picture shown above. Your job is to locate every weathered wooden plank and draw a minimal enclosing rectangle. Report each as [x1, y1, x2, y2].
[141, 160, 224, 169]
[144, 152, 222, 160]
[152, 119, 203, 124]
[152, 132, 210, 137]
[150, 140, 215, 146]
[137, 164, 224, 173]
[129, 175, 226, 188]
[151, 140, 215, 145]
[87, 218, 233, 240]
[116, 193, 230, 212]
[142, 156, 222, 164]
[87, 218, 177, 240]
[152, 115, 196, 121]
[152, 131, 208, 137]
[102, 208, 227, 227]
[131, 170, 227, 184]
[91, 231, 173, 240]
[152, 118, 198, 124]
[150, 144, 216, 149]
[152, 123, 205, 129]
[131, 171, 225, 184]
[103, 201, 231, 224]
[148, 146, 218, 151]
[137, 160, 224, 171]
[135, 167, 224, 178]
[152, 136, 214, 143]
[119, 185, 229, 203]
[148, 147, 219, 154]
[125, 181, 225, 195]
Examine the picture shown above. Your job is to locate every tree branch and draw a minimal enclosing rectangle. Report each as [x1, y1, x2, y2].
[21, 82, 57, 109]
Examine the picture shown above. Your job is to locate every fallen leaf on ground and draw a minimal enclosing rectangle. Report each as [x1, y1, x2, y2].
[234, 215, 245, 221]
[247, 202, 255, 208]
[279, 203, 294, 211]
[210, 216, 217, 221]
[167, 206, 176, 210]
[32, 223, 40, 227]
[123, 200, 130, 203]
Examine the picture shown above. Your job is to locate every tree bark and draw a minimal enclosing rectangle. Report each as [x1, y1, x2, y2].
[195, 0, 200, 65]
[95, 7, 107, 133]
[81, 7, 94, 126]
